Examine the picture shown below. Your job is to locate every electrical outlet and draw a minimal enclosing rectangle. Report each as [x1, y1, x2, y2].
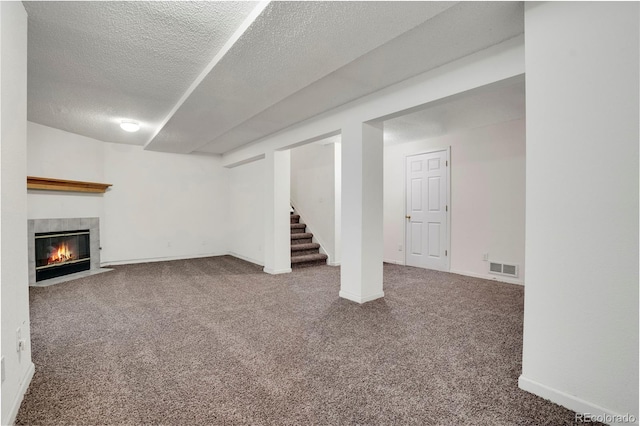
[482, 253, 489, 261]
[398, 244, 403, 251]
[16, 327, 26, 353]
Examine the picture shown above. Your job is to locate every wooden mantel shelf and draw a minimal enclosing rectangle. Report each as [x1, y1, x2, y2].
[27, 176, 112, 193]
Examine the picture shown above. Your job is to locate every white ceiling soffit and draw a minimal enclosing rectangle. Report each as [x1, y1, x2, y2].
[25, 1, 524, 155]
[383, 79, 526, 146]
[24, 1, 259, 145]
[146, 1, 458, 154]
[191, 1, 525, 155]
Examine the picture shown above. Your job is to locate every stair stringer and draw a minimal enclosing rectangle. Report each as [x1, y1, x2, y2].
[290, 202, 331, 265]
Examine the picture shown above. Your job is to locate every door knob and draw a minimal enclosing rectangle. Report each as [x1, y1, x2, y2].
[405, 215, 411, 220]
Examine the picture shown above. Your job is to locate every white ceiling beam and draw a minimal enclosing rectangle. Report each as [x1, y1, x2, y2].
[221, 36, 525, 167]
[144, 1, 271, 150]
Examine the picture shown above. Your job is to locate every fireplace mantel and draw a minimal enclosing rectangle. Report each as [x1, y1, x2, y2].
[27, 176, 112, 193]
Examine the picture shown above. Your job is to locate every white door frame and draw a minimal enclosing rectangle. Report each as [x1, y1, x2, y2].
[404, 147, 451, 271]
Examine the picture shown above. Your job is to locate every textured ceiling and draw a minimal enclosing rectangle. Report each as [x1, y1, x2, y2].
[24, 1, 259, 145]
[195, 2, 524, 154]
[24, 1, 525, 155]
[147, 1, 455, 153]
[306, 79, 525, 147]
[384, 79, 526, 145]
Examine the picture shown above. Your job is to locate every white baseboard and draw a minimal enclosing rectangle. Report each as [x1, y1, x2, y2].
[449, 268, 524, 286]
[519, 375, 638, 426]
[327, 261, 341, 266]
[227, 251, 264, 267]
[263, 267, 292, 275]
[382, 262, 523, 285]
[5, 362, 35, 426]
[101, 252, 227, 267]
[339, 290, 385, 304]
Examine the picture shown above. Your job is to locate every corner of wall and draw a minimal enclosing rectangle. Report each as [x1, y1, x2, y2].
[1, 2, 34, 424]
[4, 362, 35, 426]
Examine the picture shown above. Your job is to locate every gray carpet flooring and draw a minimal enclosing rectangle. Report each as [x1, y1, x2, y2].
[17, 256, 582, 425]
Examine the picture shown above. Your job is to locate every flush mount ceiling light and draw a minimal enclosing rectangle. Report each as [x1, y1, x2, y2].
[119, 120, 140, 132]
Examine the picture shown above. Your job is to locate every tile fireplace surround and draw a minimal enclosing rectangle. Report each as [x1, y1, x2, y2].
[28, 217, 101, 285]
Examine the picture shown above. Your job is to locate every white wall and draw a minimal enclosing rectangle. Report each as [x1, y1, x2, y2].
[384, 119, 525, 284]
[27, 123, 228, 265]
[1, 3, 34, 424]
[102, 145, 228, 264]
[27, 122, 105, 231]
[521, 2, 638, 422]
[28, 122, 105, 182]
[290, 142, 336, 263]
[227, 159, 265, 265]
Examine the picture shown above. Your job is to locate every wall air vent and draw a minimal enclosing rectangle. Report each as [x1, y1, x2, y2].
[489, 262, 502, 273]
[489, 261, 518, 277]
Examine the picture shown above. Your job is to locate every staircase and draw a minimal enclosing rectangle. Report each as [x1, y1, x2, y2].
[290, 213, 328, 267]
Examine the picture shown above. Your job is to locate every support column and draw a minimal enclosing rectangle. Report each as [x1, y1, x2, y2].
[332, 141, 342, 266]
[263, 149, 291, 274]
[339, 121, 384, 303]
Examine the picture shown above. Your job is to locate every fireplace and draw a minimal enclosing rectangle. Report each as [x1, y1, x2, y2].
[28, 218, 101, 285]
[35, 230, 90, 281]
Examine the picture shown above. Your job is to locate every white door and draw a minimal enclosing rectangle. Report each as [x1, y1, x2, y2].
[405, 150, 449, 271]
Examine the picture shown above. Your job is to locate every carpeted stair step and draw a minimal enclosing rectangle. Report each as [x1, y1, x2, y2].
[289, 211, 325, 266]
[291, 242, 321, 256]
[291, 253, 328, 264]
[291, 242, 320, 252]
[290, 223, 307, 234]
[291, 232, 313, 244]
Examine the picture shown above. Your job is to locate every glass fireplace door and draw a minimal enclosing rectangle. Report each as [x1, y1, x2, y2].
[35, 230, 90, 281]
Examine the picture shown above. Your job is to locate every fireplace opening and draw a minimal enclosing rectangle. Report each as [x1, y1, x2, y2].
[35, 230, 90, 281]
